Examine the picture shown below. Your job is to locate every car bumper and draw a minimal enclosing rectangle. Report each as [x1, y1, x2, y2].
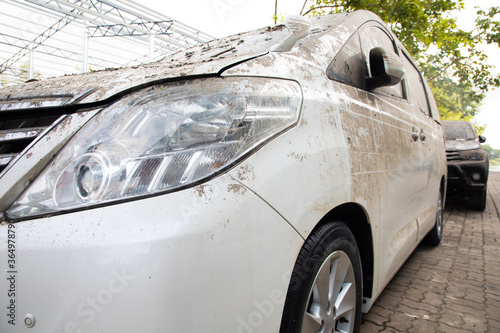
[0, 174, 303, 332]
[446, 159, 489, 195]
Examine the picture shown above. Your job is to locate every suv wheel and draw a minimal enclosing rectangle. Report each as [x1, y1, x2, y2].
[280, 221, 362, 333]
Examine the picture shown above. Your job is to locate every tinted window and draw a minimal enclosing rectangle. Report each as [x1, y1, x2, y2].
[402, 53, 430, 116]
[443, 121, 476, 140]
[422, 78, 440, 121]
[359, 26, 404, 99]
[327, 31, 366, 89]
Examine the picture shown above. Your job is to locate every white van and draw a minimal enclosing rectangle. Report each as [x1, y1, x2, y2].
[0, 10, 446, 333]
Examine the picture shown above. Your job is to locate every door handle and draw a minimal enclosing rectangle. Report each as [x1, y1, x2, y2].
[420, 129, 426, 142]
[412, 127, 419, 142]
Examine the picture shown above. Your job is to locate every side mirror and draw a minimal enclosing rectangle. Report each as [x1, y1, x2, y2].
[366, 47, 405, 90]
[479, 135, 486, 143]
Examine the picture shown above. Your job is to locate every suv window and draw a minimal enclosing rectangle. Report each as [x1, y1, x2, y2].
[402, 52, 430, 116]
[359, 25, 404, 99]
[443, 121, 476, 140]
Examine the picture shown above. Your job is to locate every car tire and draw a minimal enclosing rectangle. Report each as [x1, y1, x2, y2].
[425, 188, 444, 246]
[469, 189, 487, 211]
[280, 221, 362, 333]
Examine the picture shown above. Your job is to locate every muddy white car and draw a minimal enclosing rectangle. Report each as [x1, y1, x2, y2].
[0, 10, 446, 333]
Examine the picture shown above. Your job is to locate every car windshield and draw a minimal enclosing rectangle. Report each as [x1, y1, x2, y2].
[443, 121, 476, 141]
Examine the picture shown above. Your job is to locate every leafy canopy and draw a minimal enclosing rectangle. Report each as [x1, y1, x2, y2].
[299, 0, 500, 121]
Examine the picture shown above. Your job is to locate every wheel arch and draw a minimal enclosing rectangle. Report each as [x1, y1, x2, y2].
[313, 203, 374, 300]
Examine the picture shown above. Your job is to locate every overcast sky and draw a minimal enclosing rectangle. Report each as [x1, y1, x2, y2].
[142, 0, 500, 147]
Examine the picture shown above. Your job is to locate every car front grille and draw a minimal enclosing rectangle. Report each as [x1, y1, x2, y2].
[0, 88, 98, 176]
[0, 114, 60, 175]
[446, 151, 460, 161]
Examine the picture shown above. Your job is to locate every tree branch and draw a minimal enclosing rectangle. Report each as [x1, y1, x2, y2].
[300, 0, 309, 16]
[302, 5, 342, 16]
[274, 0, 278, 25]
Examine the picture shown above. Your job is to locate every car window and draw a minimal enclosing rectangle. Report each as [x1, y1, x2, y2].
[443, 122, 476, 140]
[402, 52, 430, 116]
[422, 77, 440, 121]
[359, 25, 404, 99]
[326, 31, 366, 89]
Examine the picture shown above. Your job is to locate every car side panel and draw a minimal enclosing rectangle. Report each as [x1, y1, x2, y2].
[368, 93, 423, 291]
[224, 71, 387, 301]
[402, 53, 447, 239]
[413, 112, 446, 236]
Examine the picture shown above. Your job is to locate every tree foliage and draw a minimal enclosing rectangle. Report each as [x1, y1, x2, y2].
[483, 144, 500, 166]
[19, 62, 41, 82]
[299, 0, 500, 120]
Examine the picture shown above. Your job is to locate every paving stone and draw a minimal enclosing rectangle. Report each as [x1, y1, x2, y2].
[464, 290, 486, 304]
[447, 296, 485, 309]
[375, 293, 400, 310]
[398, 299, 439, 315]
[443, 301, 486, 318]
[438, 310, 464, 328]
[460, 313, 488, 332]
[437, 323, 472, 333]
[488, 318, 500, 331]
[386, 312, 412, 332]
[403, 288, 424, 303]
[362, 312, 387, 326]
[485, 304, 500, 320]
[408, 319, 437, 333]
[368, 305, 393, 320]
[394, 304, 438, 322]
[422, 291, 445, 307]
[359, 172, 500, 332]
[359, 321, 382, 333]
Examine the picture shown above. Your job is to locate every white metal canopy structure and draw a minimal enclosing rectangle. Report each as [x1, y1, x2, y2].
[0, 0, 214, 86]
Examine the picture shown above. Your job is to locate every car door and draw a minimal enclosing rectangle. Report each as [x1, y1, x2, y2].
[358, 23, 423, 288]
[401, 52, 445, 238]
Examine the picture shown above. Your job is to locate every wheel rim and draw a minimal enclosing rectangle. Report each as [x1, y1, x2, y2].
[301, 251, 356, 333]
[436, 194, 443, 237]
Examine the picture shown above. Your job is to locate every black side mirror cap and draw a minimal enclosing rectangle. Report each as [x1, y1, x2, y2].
[366, 47, 405, 90]
[479, 135, 486, 143]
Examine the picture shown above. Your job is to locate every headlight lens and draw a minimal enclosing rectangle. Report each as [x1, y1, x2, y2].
[7, 77, 302, 219]
[459, 148, 487, 161]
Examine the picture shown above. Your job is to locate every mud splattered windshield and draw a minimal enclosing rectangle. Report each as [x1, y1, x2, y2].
[443, 121, 476, 141]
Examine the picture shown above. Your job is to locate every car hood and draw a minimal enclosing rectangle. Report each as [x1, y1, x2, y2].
[0, 24, 290, 110]
[445, 139, 482, 151]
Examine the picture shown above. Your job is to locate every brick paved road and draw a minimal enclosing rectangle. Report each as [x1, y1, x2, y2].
[360, 172, 500, 332]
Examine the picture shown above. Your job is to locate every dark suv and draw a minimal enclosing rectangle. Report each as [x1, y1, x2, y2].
[443, 120, 489, 210]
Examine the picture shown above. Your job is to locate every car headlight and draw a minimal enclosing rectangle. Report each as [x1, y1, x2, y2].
[458, 149, 487, 161]
[7, 77, 302, 219]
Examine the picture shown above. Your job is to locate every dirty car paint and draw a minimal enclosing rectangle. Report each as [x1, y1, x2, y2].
[0, 10, 446, 332]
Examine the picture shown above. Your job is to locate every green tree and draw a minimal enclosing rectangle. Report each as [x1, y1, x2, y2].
[19, 62, 42, 82]
[298, 0, 500, 120]
[483, 144, 500, 166]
